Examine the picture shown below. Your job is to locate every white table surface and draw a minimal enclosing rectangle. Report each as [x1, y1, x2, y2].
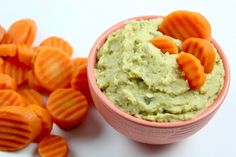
[0, 0, 235, 156]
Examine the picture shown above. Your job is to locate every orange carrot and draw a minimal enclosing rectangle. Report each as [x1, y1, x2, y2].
[27, 70, 46, 92]
[177, 52, 206, 89]
[0, 90, 25, 107]
[38, 135, 68, 157]
[0, 57, 3, 65]
[0, 44, 17, 57]
[0, 25, 6, 43]
[2, 19, 36, 46]
[0, 57, 29, 85]
[16, 44, 35, 66]
[183, 37, 216, 73]
[46, 88, 89, 130]
[17, 88, 44, 107]
[2, 19, 30, 44]
[149, 36, 179, 54]
[33, 47, 73, 91]
[159, 10, 211, 41]
[40, 36, 73, 56]
[71, 63, 92, 103]
[72, 57, 88, 72]
[27, 105, 52, 142]
[0, 106, 42, 151]
[0, 74, 17, 90]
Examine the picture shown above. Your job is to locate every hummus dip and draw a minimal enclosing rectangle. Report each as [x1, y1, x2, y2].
[94, 18, 225, 122]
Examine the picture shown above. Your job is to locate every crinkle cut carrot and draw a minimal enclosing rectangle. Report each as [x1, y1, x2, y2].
[38, 135, 68, 157]
[27, 105, 52, 143]
[0, 106, 41, 151]
[0, 25, 6, 43]
[0, 57, 29, 85]
[27, 70, 46, 92]
[149, 36, 178, 54]
[17, 44, 35, 66]
[17, 88, 44, 107]
[46, 88, 88, 130]
[33, 47, 73, 91]
[72, 57, 88, 72]
[71, 63, 93, 103]
[0, 73, 17, 90]
[2, 19, 36, 46]
[0, 90, 25, 107]
[0, 44, 17, 57]
[159, 10, 211, 41]
[183, 37, 216, 73]
[40, 36, 73, 56]
[2, 19, 30, 45]
[177, 52, 206, 89]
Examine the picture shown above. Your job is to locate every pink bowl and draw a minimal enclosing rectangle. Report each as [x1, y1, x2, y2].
[87, 15, 230, 144]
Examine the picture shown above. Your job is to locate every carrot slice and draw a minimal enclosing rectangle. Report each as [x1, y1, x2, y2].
[0, 57, 29, 85]
[2, 19, 30, 44]
[177, 52, 206, 89]
[33, 47, 73, 91]
[149, 36, 178, 54]
[159, 10, 211, 41]
[71, 63, 92, 103]
[17, 88, 44, 107]
[0, 74, 17, 90]
[16, 44, 35, 66]
[0, 106, 41, 151]
[40, 36, 73, 56]
[46, 88, 89, 130]
[27, 105, 52, 142]
[0, 44, 17, 57]
[72, 57, 88, 72]
[38, 135, 68, 157]
[27, 70, 46, 92]
[183, 37, 216, 73]
[0, 90, 25, 107]
[0, 25, 6, 43]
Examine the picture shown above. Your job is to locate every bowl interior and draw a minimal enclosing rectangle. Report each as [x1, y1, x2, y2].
[88, 15, 230, 128]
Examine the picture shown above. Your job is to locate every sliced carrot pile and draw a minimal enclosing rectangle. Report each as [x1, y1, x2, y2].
[0, 106, 41, 151]
[72, 57, 88, 72]
[33, 47, 73, 91]
[159, 10, 211, 41]
[0, 25, 5, 43]
[177, 52, 206, 89]
[183, 37, 216, 73]
[46, 88, 88, 130]
[38, 135, 68, 157]
[27, 70, 46, 92]
[2, 19, 36, 46]
[27, 105, 52, 142]
[0, 73, 17, 90]
[149, 36, 178, 54]
[0, 90, 25, 107]
[0, 44, 17, 57]
[17, 88, 44, 107]
[71, 63, 92, 103]
[40, 36, 73, 56]
[0, 57, 29, 85]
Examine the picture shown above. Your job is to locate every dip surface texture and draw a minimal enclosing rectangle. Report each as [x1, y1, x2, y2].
[95, 18, 225, 122]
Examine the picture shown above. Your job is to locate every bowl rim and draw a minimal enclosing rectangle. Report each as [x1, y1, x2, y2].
[88, 15, 230, 128]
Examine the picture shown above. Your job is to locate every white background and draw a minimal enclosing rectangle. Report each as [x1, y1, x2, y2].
[0, 0, 235, 156]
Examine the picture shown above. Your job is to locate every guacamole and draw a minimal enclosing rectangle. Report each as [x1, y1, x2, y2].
[94, 18, 225, 122]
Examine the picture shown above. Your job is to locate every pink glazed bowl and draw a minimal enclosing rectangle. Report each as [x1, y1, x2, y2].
[87, 15, 230, 144]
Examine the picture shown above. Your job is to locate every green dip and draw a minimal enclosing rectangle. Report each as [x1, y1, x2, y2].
[94, 18, 225, 122]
